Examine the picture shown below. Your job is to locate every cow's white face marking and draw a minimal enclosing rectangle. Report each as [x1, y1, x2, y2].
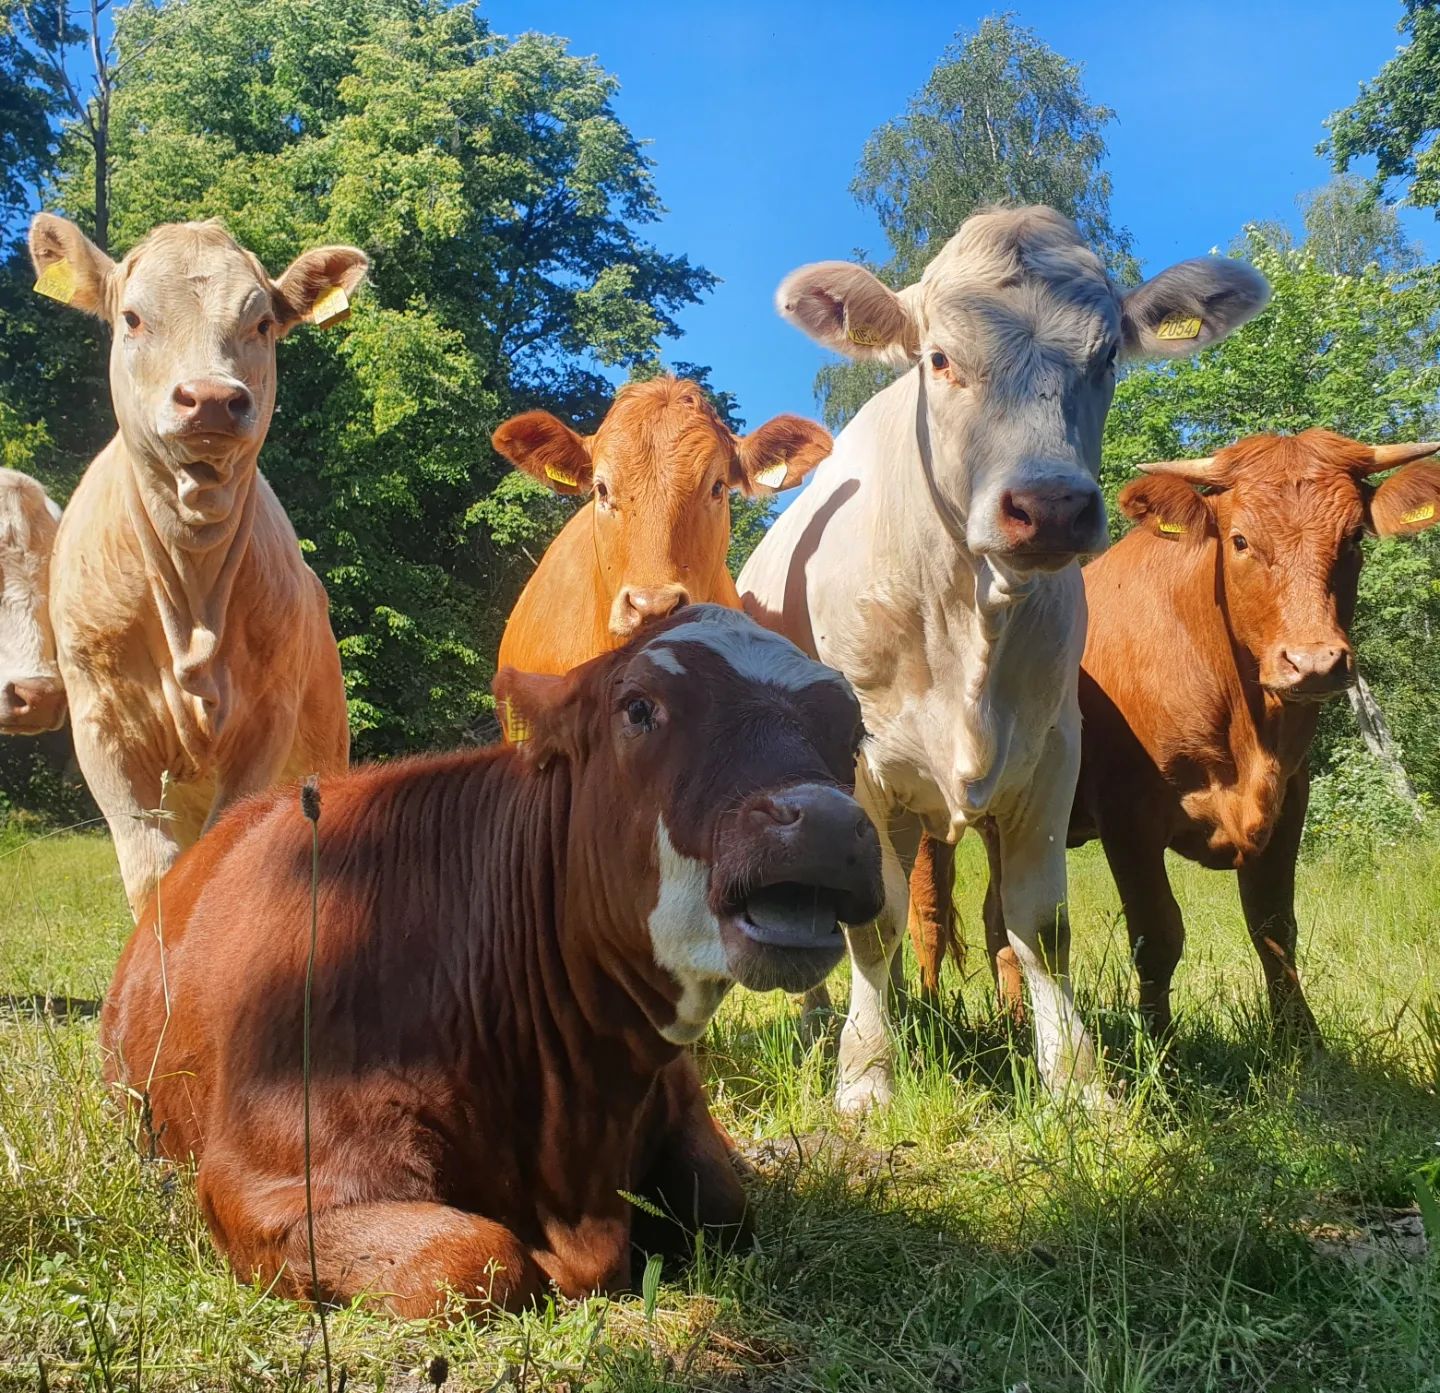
[652, 607, 847, 694]
[647, 818, 731, 1044]
[642, 646, 687, 677]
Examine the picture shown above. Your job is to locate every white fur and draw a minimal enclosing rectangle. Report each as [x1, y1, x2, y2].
[0, 469, 62, 687]
[647, 817, 732, 1045]
[653, 606, 846, 694]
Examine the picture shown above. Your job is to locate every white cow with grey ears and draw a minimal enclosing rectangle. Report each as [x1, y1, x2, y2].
[739, 206, 1269, 1110]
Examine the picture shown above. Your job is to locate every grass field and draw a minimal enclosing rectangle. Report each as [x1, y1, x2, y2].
[1, 829, 1437, 1392]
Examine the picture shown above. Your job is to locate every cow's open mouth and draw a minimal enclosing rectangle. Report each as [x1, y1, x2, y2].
[736, 882, 844, 949]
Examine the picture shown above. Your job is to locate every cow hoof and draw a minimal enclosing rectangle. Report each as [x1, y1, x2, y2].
[833, 1069, 893, 1115]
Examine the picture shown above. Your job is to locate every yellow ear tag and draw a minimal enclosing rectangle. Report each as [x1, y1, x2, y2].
[34, 259, 77, 304]
[499, 700, 530, 744]
[311, 285, 351, 329]
[1157, 519, 1186, 535]
[1400, 502, 1436, 526]
[847, 323, 884, 348]
[1155, 314, 1202, 341]
[544, 465, 581, 488]
[755, 462, 788, 490]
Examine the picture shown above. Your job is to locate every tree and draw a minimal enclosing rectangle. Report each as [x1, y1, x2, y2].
[816, 14, 1134, 429]
[7, 0, 716, 757]
[1323, 1, 1440, 213]
[1103, 196, 1440, 805]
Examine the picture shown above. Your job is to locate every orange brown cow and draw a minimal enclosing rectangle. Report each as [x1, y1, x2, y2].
[102, 606, 883, 1317]
[493, 375, 831, 680]
[945, 431, 1440, 1037]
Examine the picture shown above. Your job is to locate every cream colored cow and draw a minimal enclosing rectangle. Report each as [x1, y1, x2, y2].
[0, 469, 65, 735]
[29, 214, 364, 917]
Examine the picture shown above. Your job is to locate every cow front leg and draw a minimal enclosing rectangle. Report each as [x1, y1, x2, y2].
[993, 723, 1095, 1093]
[631, 1056, 749, 1272]
[1236, 768, 1320, 1044]
[906, 835, 958, 1000]
[980, 821, 1025, 1023]
[69, 718, 184, 919]
[834, 810, 916, 1113]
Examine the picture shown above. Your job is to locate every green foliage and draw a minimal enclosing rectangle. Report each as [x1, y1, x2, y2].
[1302, 741, 1428, 866]
[5, 0, 716, 756]
[0, 0, 63, 228]
[1323, 1, 1440, 212]
[816, 14, 1134, 430]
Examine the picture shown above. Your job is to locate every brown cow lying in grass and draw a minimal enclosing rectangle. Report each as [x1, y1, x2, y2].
[929, 431, 1440, 1039]
[102, 606, 883, 1317]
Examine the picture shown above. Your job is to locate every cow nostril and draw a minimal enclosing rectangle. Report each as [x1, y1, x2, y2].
[1001, 491, 1033, 528]
[173, 383, 198, 410]
[3, 683, 25, 712]
[226, 388, 251, 418]
[753, 797, 801, 827]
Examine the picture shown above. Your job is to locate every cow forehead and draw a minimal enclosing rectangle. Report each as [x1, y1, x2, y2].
[121, 224, 270, 309]
[592, 381, 734, 486]
[637, 609, 849, 696]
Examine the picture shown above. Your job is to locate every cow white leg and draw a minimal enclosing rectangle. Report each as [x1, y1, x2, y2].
[994, 728, 1096, 1095]
[834, 808, 916, 1114]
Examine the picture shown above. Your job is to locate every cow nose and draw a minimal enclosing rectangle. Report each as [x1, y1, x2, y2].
[997, 484, 1103, 557]
[1, 677, 66, 730]
[1277, 643, 1353, 694]
[172, 379, 253, 432]
[613, 584, 689, 636]
[742, 783, 884, 920]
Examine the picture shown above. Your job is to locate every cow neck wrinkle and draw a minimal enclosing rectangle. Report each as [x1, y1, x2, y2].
[120, 440, 259, 751]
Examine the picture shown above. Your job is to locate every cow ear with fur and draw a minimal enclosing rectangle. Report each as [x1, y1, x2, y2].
[272, 246, 369, 336]
[1118, 475, 1212, 544]
[775, 261, 921, 366]
[732, 415, 833, 496]
[1368, 461, 1440, 539]
[28, 213, 115, 319]
[492, 667, 585, 765]
[1120, 258, 1270, 360]
[492, 412, 594, 496]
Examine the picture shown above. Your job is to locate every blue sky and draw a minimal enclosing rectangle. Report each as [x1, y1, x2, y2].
[484, 1, 1435, 433]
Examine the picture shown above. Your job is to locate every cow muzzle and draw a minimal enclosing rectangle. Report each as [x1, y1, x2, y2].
[713, 782, 883, 993]
[610, 584, 690, 638]
[988, 481, 1106, 569]
[1265, 643, 1354, 702]
[0, 676, 66, 734]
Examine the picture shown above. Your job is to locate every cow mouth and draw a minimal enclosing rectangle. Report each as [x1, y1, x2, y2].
[717, 880, 856, 993]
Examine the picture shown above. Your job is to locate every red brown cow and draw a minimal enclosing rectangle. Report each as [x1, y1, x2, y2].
[966, 431, 1440, 1037]
[101, 605, 882, 1317]
[493, 375, 831, 679]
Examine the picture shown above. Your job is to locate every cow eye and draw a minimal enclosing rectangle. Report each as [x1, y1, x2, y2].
[122, 310, 142, 332]
[1232, 534, 1249, 553]
[595, 479, 609, 503]
[256, 317, 274, 338]
[929, 351, 948, 372]
[1348, 526, 1366, 550]
[710, 478, 724, 500]
[624, 696, 656, 731]
[1104, 344, 1118, 371]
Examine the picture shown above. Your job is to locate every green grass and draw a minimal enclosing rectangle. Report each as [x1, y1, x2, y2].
[1, 830, 1437, 1391]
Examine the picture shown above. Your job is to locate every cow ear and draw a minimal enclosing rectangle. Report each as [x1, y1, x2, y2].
[272, 246, 369, 335]
[775, 260, 921, 365]
[28, 213, 115, 319]
[492, 667, 585, 765]
[492, 412, 594, 496]
[1367, 461, 1440, 538]
[732, 415, 833, 496]
[1118, 475, 1212, 543]
[1120, 258, 1270, 360]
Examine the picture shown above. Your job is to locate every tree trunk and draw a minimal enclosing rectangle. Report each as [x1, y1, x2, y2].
[1347, 671, 1422, 820]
